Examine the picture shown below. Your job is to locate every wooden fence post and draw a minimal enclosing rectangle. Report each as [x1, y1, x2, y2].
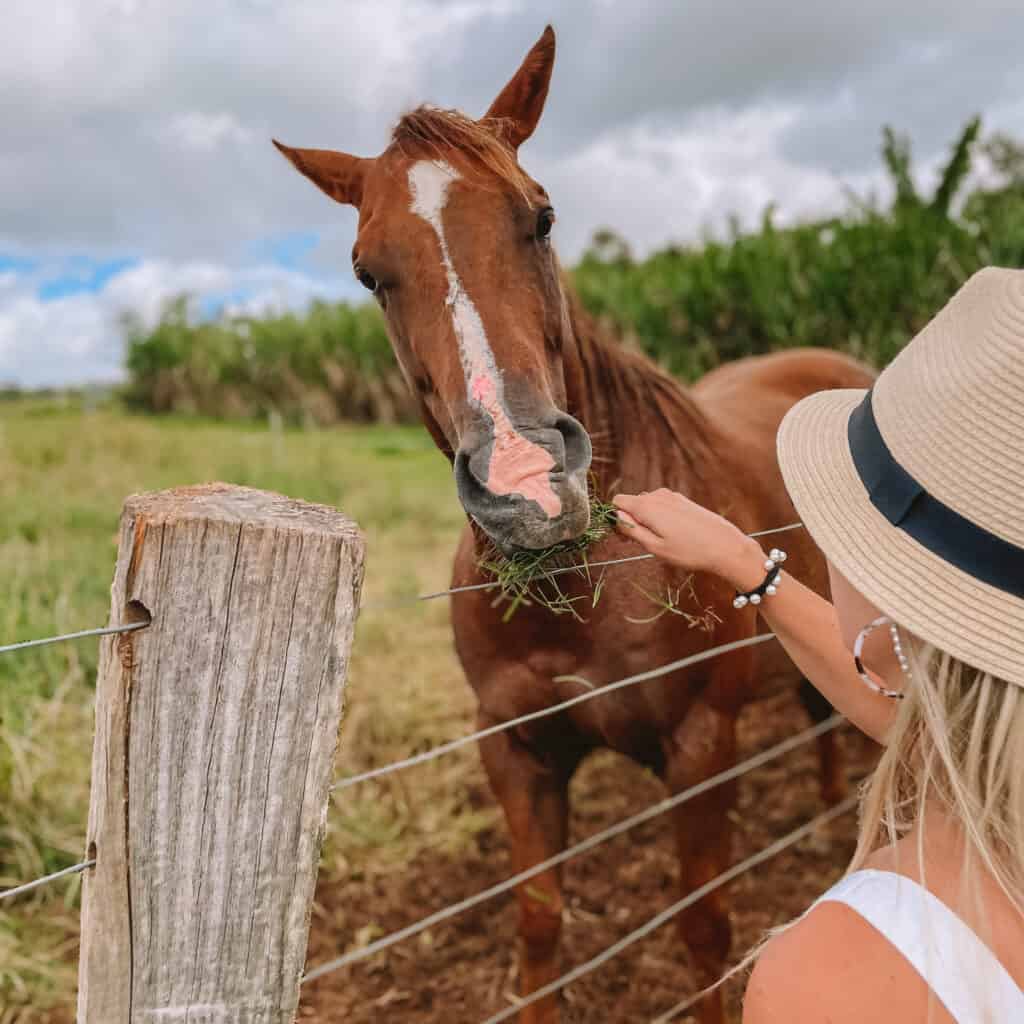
[77, 483, 365, 1023]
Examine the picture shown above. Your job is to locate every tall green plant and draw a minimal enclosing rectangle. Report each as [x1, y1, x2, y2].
[124, 298, 417, 424]
[123, 120, 1024, 422]
[931, 116, 981, 215]
[882, 125, 921, 211]
[574, 119, 1020, 381]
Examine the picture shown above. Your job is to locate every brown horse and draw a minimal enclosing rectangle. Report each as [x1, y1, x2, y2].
[276, 25, 874, 1024]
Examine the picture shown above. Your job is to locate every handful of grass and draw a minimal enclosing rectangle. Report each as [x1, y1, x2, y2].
[477, 497, 620, 622]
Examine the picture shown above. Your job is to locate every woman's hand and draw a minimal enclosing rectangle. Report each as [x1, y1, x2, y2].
[613, 488, 761, 586]
[615, 490, 898, 744]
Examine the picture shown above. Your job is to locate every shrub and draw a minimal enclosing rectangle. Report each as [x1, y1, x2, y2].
[124, 296, 416, 424]
[124, 121, 1024, 420]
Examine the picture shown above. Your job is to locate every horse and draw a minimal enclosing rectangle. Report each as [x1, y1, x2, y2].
[275, 25, 875, 1024]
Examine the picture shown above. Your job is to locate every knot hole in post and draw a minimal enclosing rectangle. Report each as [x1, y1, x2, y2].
[124, 599, 152, 627]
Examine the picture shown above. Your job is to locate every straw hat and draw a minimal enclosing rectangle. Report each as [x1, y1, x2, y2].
[776, 267, 1024, 687]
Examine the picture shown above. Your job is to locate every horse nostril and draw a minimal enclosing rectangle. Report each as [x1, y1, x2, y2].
[553, 413, 592, 475]
[454, 448, 489, 506]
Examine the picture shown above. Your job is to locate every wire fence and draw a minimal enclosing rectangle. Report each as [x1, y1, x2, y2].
[333, 514, 805, 791]
[0, 619, 146, 902]
[0, 619, 147, 656]
[304, 713, 844, 983]
[360, 521, 804, 610]
[4, 516, 838, 1021]
[303, 516, 863, 1016]
[482, 793, 859, 1024]
[332, 632, 778, 792]
[649, 786, 858, 1024]
[0, 859, 96, 903]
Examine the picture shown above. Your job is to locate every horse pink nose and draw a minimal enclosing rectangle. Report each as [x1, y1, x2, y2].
[454, 413, 592, 551]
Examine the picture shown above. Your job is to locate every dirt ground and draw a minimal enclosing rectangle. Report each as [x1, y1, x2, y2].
[299, 692, 878, 1024]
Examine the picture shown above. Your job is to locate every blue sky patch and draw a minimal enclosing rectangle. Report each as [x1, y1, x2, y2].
[0, 252, 39, 274]
[199, 284, 261, 319]
[37, 256, 138, 301]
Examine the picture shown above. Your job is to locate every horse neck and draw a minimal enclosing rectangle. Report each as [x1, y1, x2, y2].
[559, 289, 720, 502]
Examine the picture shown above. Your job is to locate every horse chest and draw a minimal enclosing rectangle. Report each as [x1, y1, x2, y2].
[454, 599, 727, 757]
[450, 526, 758, 770]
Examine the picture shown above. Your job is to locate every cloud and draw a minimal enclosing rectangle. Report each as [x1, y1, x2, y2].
[159, 112, 254, 152]
[534, 102, 885, 259]
[2, 0, 1024, 385]
[3, 0, 1022, 260]
[0, 257, 358, 388]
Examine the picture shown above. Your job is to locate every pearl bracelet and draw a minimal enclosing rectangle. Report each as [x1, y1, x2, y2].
[732, 548, 787, 609]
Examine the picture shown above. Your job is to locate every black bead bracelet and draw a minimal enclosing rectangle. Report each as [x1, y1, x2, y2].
[732, 548, 787, 609]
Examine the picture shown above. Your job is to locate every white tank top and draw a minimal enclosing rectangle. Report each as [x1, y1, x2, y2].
[814, 869, 1024, 1023]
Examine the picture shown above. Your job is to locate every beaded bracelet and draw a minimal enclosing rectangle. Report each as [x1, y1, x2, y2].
[732, 548, 787, 609]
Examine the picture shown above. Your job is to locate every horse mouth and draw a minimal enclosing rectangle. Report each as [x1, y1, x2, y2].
[465, 475, 593, 554]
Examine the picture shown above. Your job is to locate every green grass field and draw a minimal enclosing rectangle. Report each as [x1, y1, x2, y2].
[0, 397, 494, 1021]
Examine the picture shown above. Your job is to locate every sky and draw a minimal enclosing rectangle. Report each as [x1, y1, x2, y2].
[2, 0, 1024, 387]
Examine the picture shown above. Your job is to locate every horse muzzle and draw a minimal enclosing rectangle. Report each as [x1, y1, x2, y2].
[454, 411, 592, 552]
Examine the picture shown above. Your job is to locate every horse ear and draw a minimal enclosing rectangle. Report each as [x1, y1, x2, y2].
[272, 140, 368, 207]
[484, 24, 555, 149]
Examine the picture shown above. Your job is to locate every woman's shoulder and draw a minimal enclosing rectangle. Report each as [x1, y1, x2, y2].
[743, 876, 939, 1024]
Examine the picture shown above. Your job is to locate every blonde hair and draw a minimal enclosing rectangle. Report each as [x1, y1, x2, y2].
[691, 629, 1024, 1019]
[851, 628, 1024, 1020]
[857, 629, 1024, 913]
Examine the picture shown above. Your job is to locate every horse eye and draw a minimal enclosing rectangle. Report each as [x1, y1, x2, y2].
[536, 207, 555, 241]
[355, 265, 378, 292]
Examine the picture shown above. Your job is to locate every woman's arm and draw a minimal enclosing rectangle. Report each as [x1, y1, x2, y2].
[613, 490, 898, 744]
[722, 531, 897, 743]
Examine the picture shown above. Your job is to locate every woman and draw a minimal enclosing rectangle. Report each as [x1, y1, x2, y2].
[613, 266, 1024, 1023]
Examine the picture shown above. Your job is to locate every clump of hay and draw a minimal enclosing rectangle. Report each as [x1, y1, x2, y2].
[624, 577, 723, 633]
[477, 497, 619, 622]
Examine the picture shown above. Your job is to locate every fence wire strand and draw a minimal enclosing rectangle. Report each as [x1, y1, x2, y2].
[303, 714, 844, 984]
[0, 858, 95, 902]
[361, 522, 805, 609]
[0, 620, 148, 656]
[1, 521, 806, 973]
[481, 793, 859, 1024]
[332, 632, 777, 792]
[339, 521, 806, 788]
[1, 620, 143, 898]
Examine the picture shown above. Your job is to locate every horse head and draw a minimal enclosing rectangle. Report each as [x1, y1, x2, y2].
[274, 26, 592, 553]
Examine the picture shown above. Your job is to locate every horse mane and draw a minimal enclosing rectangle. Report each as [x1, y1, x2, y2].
[562, 284, 719, 499]
[390, 105, 534, 200]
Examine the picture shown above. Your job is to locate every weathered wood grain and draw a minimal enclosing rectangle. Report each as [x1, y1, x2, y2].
[78, 483, 365, 1023]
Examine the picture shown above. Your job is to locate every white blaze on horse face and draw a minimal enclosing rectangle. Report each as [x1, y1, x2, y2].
[407, 159, 561, 518]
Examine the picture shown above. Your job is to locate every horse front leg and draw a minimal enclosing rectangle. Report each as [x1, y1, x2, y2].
[478, 717, 574, 1024]
[666, 699, 738, 1024]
